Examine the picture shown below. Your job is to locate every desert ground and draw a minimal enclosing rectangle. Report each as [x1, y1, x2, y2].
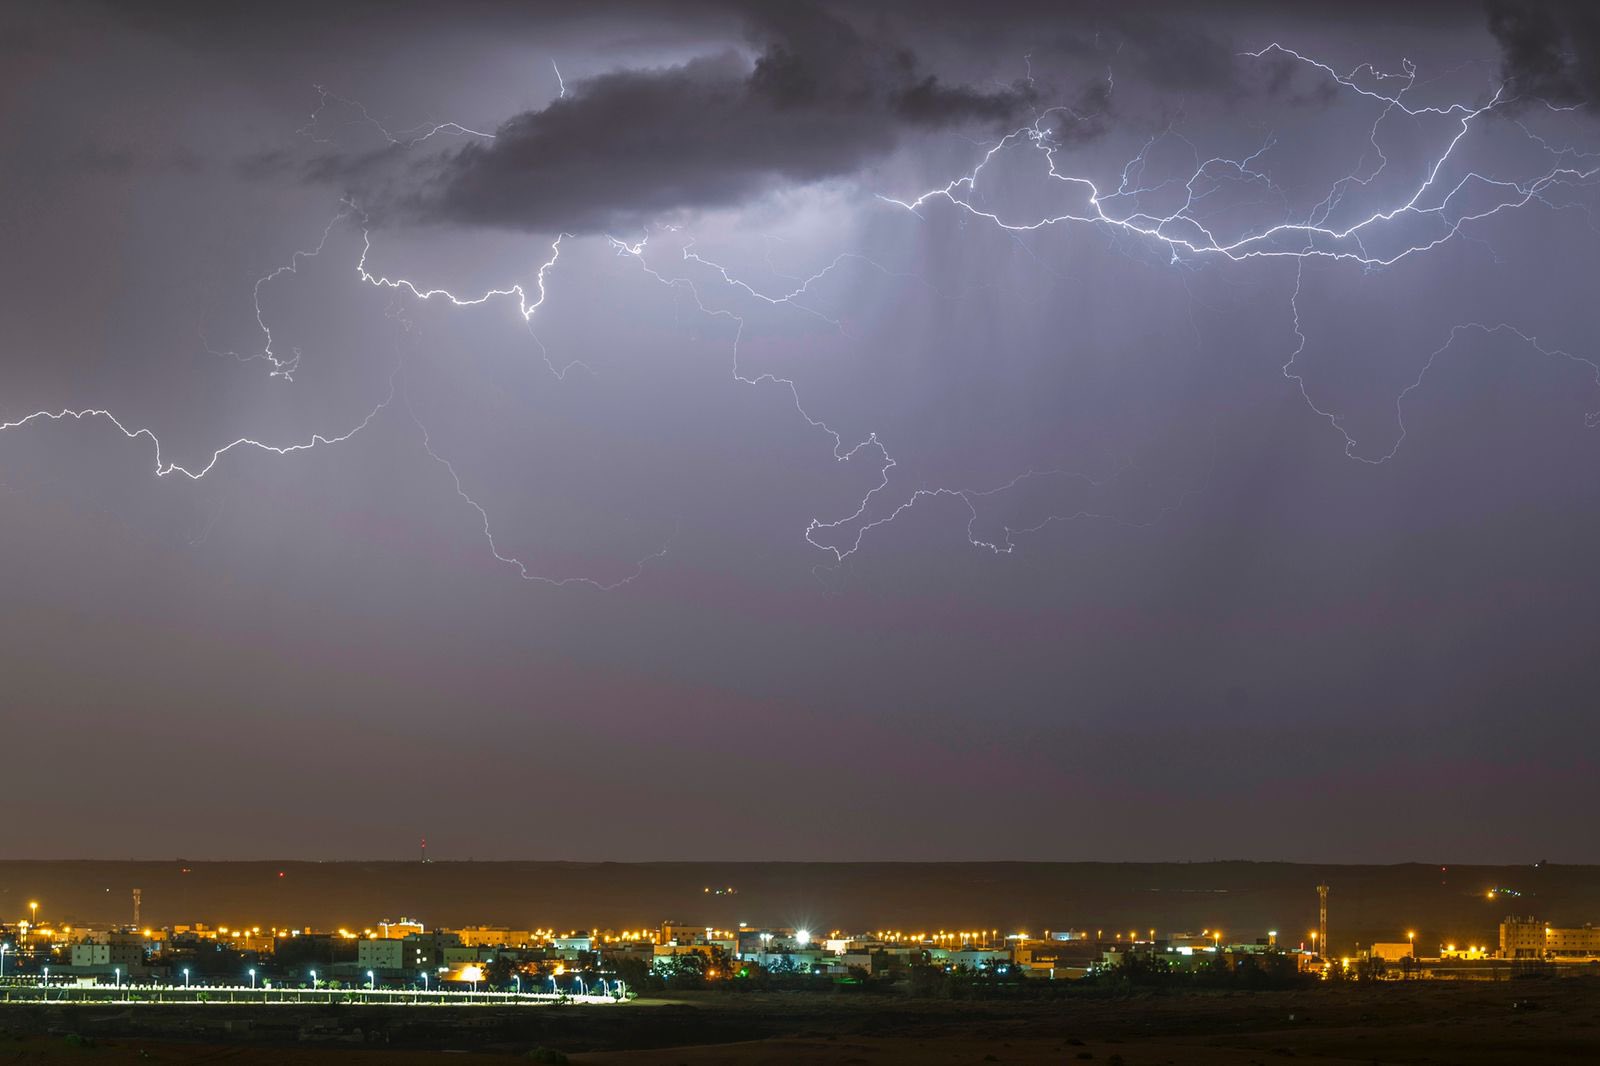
[3, 979, 1598, 1063]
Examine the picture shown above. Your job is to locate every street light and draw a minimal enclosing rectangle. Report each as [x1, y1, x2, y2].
[248, 968, 256, 990]
[183, 968, 191, 989]
[29, 902, 38, 928]
[367, 969, 375, 992]
[1, 942, 9, 977]
[514, 974, 521, 996]
[114, 967, 121, 992]
[310, 969, 317, 990]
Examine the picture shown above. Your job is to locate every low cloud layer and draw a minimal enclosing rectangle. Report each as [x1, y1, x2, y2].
[1488, 0, 1600, 108]
[406, 9, 1048, 233]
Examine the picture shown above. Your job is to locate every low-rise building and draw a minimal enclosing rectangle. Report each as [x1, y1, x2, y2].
[359, 932, 453, 974]
[68, 933, 146, 974]
[1368, 942, 1417, 962]
[451, 926, 533, 948]
[1500, 917, 1544, 958]
[375, 917, 426, 940]
[1545, 925, 1600, 957]
[931, 947, 1012, 970]
[552, 932, 594, 958]
[659, 923, 707, 946]
[1499, 917, 1600, 958]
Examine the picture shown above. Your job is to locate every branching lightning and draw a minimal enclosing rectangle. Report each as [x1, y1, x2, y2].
[4, 42, 1598, 585]
[299, 85, 496, 148]
[0, 373, 395, 480]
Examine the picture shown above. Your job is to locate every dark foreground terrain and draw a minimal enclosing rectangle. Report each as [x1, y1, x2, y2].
[4, 860, 1597, 951]
[3, 980, 1599, 1064]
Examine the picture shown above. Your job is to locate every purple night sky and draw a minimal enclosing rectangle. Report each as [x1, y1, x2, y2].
[2, 1, 1599, 862]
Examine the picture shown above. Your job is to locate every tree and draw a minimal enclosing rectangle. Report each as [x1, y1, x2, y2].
[609, 955, 662, 995]
[659, 951, 707, 990]
[484, 955, 518, 988]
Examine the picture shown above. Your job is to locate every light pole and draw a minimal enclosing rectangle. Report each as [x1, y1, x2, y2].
[1, 942, 9, 977]
[183, 968, 190, 989]
[249, 968, 256, 990]
[514, 974, 521, 996]
[41, 966, 49, 997]
[115, 967, 121, 993]
[367, 969, 375, 993]
[309, 969, 317, 992]
[29, 902, 38, 929]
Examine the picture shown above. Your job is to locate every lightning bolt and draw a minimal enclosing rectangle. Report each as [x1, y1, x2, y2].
[0, 372, 395, 481]
[4, 41, 1597, 585]
[298, 85, 496, 147]
[872, 42, 1600, 510]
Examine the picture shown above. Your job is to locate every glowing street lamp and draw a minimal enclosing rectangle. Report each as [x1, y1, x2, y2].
[367, 969, 375, 992]
[183, 968, 191, 989]
[514, 974, 521, 996]
[248, 968, 257, 990]
[114, 967, 121, 992]
[29, 902, 38, 928]
[1, 942, 9, 976]
[309, 969, 317, 990]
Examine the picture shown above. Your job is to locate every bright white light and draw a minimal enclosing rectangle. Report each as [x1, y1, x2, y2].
[796, 929, 811, 947]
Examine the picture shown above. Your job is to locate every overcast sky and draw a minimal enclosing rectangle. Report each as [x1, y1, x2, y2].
[3, 0, 1599, 862]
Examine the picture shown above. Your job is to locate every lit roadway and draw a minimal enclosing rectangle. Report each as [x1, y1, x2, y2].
[0, 983, 626, 1007]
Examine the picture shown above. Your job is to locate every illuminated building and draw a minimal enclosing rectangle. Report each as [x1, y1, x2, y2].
[375, 917, 426, 940]
[1499, 918, 1600, 958]
[659, 923, 706, 946]
[552, 932, 594, 957]
[359, 932, 452, 974]
[68, 933, 147, 974]
[450, 926, 532, 948]
[1367, 942, 1418, 962]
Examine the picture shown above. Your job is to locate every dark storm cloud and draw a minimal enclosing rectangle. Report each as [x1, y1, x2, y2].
[405, 10, 1046, 234]
[93, 0, 1387, 230]
[337, 1, 1361, 234]
[1487, 1, 1600, 109]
